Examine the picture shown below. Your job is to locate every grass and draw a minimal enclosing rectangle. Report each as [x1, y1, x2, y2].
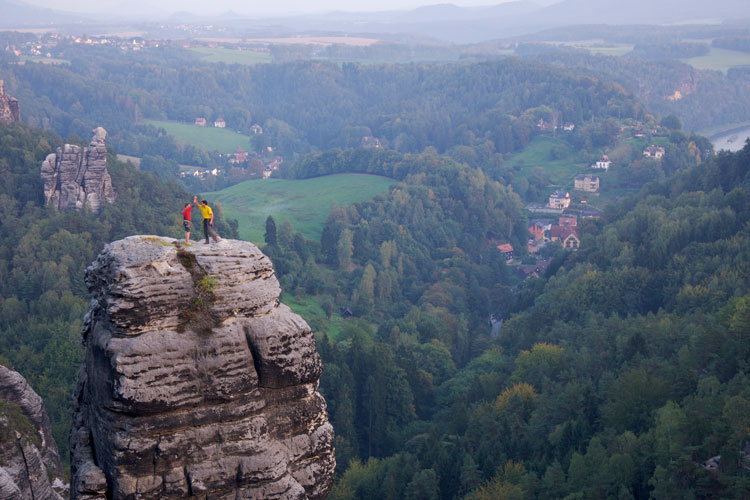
[19, 56, 69, 65]
[541, 40, 635, 57]
[507, 135, 588, 186]
[190, 47, 271, 65]
[681, 47, 750, 73]
[202, 173, 397, 243]
[143, 119, 251, 154]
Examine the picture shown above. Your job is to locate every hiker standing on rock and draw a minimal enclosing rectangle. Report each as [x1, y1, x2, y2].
[182, 202, 193, 244]
[194, 195, 221, 244]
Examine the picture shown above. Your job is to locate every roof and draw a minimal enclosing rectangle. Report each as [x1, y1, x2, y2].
[600, 155, 610, 161]
[497, 243, 514, 253]
[550, 226, 579, 241]
[550, 190, 569, 198]
[575, 174, 599, 181]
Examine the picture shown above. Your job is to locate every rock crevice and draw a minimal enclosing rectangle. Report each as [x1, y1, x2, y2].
[70, 236, 335, 500]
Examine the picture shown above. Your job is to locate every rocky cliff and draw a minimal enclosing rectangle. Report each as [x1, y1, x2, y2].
[41, 127, 116, 212]
[0, 80, 20, 124]
[70, 236, 335, 500]
[0, 365, 66, 500]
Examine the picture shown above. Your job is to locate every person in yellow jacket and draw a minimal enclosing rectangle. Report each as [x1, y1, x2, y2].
[193, 195, 221, 244]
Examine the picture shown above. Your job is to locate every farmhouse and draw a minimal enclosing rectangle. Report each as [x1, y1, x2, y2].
[194, 117, 206, 127]
[548, 190, 571, 209]
[592, 155, 612, 171]
[550, 225, 580, 249]
[250, 124, 263, 134]
[214, 117, 226, 128]
[497, 243, 514, 261]
[563, 123, 575, 131]
[643, 145, 665, 159]
[574, 174, 600, 192]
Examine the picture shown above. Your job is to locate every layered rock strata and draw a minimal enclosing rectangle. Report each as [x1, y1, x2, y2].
[0, 80, 20, 123]
[70, 236, 335, 500]
[41, 127, 116, 212]
[0, 364, 66, 500]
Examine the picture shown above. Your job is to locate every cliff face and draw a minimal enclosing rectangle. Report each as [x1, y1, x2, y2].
[0, 80, 20, 124]
[41, 127, 116, 212]
[70, 236, 335, 500]
[0, 365, 66, 500]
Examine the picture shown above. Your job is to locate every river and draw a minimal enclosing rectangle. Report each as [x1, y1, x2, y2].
[710, 126, 750, 152]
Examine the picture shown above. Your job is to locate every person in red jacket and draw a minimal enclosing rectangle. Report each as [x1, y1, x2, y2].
[182, 202, 193, 244]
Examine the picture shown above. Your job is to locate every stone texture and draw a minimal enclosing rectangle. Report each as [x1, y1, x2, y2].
[0, 365, 66, 500]
[70, 236, 335, 500]
[41, 126, 116, 212]
[0, 80, 20, 124]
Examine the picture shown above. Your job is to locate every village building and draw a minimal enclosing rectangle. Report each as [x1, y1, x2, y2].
[497, 243, 514, 261]
[262, 166, 273, 179]
[250, 124, 263, 135]
[574, 174, 600, 192]
[581, 208, 602, 219]
[233, 147, 248, 163]
[550, 225, 580, 249]
[548, 190, 571, 210]
[194, 117, 206, 127]
[214, 117, 226, 128]
[528, 221, 545, 241]
[592, 155, 612, 171]
[558, 216, 577, 227]
[361, 136, 382, 148]
[563, 123, 575, 131]
[643, 145, 665, 159]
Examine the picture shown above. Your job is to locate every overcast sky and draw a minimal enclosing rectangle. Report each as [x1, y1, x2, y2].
[22, 0, 542, 17]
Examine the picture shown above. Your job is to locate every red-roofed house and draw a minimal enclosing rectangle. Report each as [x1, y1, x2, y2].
[529, 221, 545, 241]
[194, 117, 206, 127]
[214, 117, 226, 128]
[497, 243, 514, 260]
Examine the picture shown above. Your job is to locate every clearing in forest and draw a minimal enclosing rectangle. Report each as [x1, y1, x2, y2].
[143, 119, 250, 154]
[202, 174, 396, 243]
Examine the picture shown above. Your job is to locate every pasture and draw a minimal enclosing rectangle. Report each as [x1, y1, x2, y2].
[143, 120, 251, 153]
[202, 173, 396, 243]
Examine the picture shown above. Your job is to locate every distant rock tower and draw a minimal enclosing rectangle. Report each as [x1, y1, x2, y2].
[0, 80, 20, 123]
[41, 127, 117, 212]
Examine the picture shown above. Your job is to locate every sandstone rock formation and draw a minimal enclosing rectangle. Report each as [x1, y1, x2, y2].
[0, 80, 20, 124]
[70, 236, 335, 500]
[41, 127, 116, 212]
[0, 364, 66, 500]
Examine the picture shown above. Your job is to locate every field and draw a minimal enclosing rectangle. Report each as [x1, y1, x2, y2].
[189, 47, 272, 65]
[507, 135, 587, 186]
[540, 40, 635, 57]
[202, 174, 397, 243]
[681, 47, 750, 73]
[143, 120, 250, 153]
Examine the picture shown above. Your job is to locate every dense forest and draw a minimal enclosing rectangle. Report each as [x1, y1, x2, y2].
[298, 141, 749, 500]
[0, 122, 237, 464]
[2, 53, 645, 167]
[516, 45, 750, 132]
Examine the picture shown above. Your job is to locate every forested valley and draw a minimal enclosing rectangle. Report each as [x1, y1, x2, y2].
[1, 38, 749, 499]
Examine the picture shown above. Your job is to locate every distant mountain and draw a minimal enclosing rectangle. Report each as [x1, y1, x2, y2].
[529, 0, 750, 26]
[0, 0, 84, 27]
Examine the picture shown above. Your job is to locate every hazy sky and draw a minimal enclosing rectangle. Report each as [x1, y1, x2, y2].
[22, 0, 533, 17]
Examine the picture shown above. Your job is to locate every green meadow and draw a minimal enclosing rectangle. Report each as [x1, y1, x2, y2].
[681, 47, 750, 73]
[507, 135, 587, 186]
[190, 47, 272, 65]
[202, 174, 397, 243]
[143, 119, 250, 153]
